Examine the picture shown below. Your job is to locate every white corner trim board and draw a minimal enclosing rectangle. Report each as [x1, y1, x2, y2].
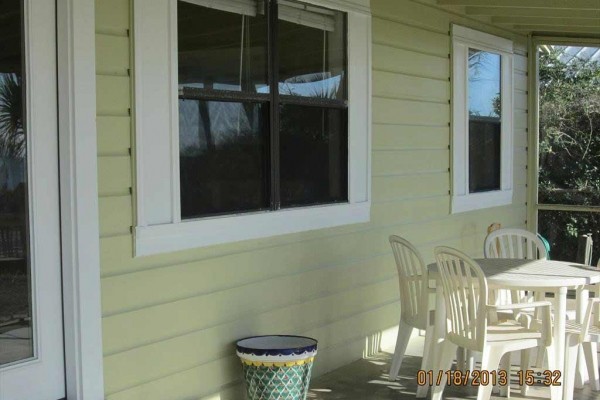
[133, 0, 372, 255]
[57, 0, 105, 398]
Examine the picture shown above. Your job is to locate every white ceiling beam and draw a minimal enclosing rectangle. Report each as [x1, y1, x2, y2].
[512, 24, 600, 34]
[465, 6, 600, 19]
[438, 0, 600, 10]
[493, 16, 600, 27]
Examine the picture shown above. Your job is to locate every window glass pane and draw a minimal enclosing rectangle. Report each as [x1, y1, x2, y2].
[178, 0, 268, 94]
[280, 105, 347, 207]
[278, 1, 346, 100]
[468, 49, 501, 193]
[0, 0, 33, 366]
[179, 100, 270, 218]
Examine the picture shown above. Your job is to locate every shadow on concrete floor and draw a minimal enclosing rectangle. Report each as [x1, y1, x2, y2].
[309, 352, 596, 400]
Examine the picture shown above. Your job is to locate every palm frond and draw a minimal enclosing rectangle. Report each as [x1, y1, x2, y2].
[0, 73, 25, 158]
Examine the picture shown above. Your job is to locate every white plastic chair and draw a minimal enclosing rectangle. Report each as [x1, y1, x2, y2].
[484, 228, 548, 261]
[388, 235, 434, 398]
[431, 246, 559, 400]
[484, 228, 548, 375]
[564, 295, 600, 400]
[484, 228, 547, 305]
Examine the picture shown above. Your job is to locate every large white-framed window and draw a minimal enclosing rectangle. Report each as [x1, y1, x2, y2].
[133, 0, 371, 256]
[451, 25, 514, 214]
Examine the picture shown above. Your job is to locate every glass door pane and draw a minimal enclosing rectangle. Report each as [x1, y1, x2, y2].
[0, 0, 32, 367]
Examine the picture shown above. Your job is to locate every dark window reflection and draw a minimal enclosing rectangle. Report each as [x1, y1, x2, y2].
[280, 105, 347, 207]
[0, 0, 33, 366]
[278, 1, 346, 100]
[468, 49, 501, 193]
[177, 0, 349, 218]
[178, 1, 268, 94]
[179, 100, 270, 218]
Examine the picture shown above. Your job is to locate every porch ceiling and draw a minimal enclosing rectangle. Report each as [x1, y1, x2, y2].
[436, 0, 600, 38]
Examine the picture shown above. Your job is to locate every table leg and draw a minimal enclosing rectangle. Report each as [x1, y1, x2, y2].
[575, 287, 589, 389]
[555, 287, 567, 398]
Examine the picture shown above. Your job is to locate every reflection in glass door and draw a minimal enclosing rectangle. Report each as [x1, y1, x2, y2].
[0, 0, 32, 367]
[0, 1, 63, 398]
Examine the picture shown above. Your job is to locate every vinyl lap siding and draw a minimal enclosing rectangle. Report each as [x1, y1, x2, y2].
[95, 0, 529, 398]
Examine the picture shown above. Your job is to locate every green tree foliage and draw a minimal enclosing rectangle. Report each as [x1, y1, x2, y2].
[537, 47, 600, 264]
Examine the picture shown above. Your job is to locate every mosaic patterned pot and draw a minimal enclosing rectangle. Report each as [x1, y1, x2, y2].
[236, 335, 318, 400]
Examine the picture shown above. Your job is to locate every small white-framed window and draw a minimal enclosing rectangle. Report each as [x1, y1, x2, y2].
[133, 0, 371, 256]
[451, 25, 514, 214]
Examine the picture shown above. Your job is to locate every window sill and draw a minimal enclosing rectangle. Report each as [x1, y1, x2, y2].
[451, 190, 513, 214]
[135, 201, 371, 256]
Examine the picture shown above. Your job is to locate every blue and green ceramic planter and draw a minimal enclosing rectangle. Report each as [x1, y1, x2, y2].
[236, 335, 318, 400]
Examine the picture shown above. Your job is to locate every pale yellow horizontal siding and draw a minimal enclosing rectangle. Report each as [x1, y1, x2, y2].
[373, 124, 449, 150]
[97, 75, 130, 116]
[96, 0, 129, 36]
[373, 18, 450, 56]
[98, 156, 131, 196]
[96, 0, 530, 398]
[373, 149, 449, 175]
[373, 44, 449, 79]
[96, 35, 130, 76]
[99, 196, 132, 237]
[373, 70, 449, 103]
[97, 116, 131, 156]
[373, 97, 450, 125]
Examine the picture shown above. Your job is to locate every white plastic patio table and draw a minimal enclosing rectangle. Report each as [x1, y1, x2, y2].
[427, 258, 600, 399]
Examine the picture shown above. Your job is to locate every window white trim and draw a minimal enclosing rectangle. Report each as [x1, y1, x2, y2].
[137, 202, 370, 255]
[57, 0, 105, 398]
[133, 0, 371, 256]
[451, 25, 514, 214]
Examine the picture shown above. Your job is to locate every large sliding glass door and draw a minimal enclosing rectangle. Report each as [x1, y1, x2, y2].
[0, 1, 64, 399]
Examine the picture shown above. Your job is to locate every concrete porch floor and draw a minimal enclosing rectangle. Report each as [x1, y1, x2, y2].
[309, 352, 574, 400]
[309, 331, 598, 400]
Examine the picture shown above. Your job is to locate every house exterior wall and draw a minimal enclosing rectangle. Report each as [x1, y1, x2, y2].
[95, 0, 529, 398]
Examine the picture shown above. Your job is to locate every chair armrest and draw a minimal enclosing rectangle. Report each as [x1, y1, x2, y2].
[582, 298, 600, 340]
[489, 301, 552, 311]
[488, 301, 553, 346]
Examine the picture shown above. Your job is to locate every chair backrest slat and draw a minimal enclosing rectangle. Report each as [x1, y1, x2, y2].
[484, 228, 547, 305]
[389, 235, 429, 330]
[434, 246, 488, 351]
[484, 228, 547, 260]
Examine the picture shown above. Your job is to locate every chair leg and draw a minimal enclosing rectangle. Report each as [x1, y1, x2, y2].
[416, 325, 435, 398]
[431, 340, 458, 400]
[498, 352, 511, 398]
[535, 344, 546, 368]
[456, 347, 466, 371]
[389, 320, 413, 381]
[546, 340, 564, 400]
[583, 342, 600, 391]
[466, 350, 475, 371]
[477, 346, 504, 400]
[520, 349, 531, 397]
